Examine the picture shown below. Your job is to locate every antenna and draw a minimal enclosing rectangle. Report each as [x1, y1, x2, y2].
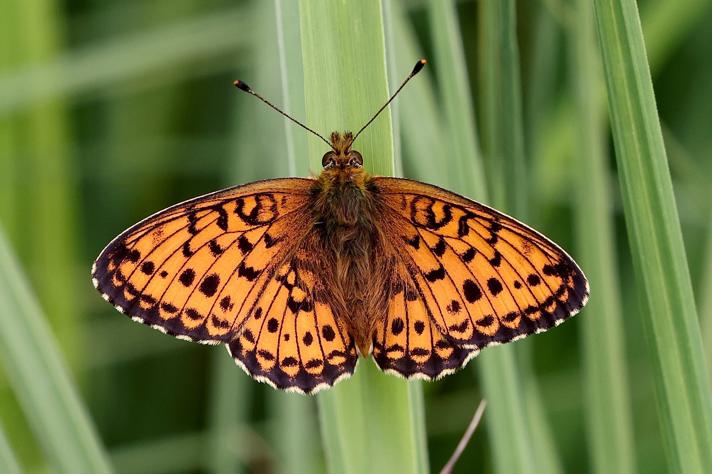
[352, 58, 427, 143]
[233, 80, 332, 149]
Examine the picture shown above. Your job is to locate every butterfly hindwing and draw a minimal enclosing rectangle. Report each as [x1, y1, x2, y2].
[372, 276, 477, 380]
[228, 234, 358, 393]
[374, 177, 588, 355]
[92, 178, 315, 344]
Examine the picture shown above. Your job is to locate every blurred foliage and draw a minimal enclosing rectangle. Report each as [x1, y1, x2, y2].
[1, 0, 711, 472]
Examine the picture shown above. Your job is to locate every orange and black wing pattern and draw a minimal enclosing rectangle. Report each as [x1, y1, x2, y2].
[92, 177, 357, 393]
[92, 178, 313, 344]
[372, 177, 588, 378]
[372, 273, 477, 380]
[227, 232, 358, 393]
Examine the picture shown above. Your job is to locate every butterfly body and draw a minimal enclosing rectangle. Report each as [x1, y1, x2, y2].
[312, 131, 392, 355]
[93, 133, 589, 394]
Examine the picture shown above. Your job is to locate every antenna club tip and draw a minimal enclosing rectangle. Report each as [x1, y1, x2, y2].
[233, 80, 251, 92]
[412, 58, 427, 75]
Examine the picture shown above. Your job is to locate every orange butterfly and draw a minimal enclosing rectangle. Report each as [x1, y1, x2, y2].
[92, 60, 588, 394]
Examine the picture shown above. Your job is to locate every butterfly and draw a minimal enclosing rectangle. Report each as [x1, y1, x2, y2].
[92, 59, 588, 394]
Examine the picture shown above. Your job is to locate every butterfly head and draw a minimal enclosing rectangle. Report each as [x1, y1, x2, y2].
[322, 131, 363, 170]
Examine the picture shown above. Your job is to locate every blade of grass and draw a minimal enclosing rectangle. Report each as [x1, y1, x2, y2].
[593, 0, 712, 472]
[567, 1, 636, 472]
[533, 0, 710, 209]
[427, 0, 484, 195]
[9, 0, 80, 365]
[477, 2, 542, 472]
[382, 0, 403, 176]
[0, 0, 84, 465]
[0, 227, 111, 472]
[478, 0, 527, 216]
[525, 3, 561, 160]
[299, 2, 427, 473]
[274, 0, 307, 178]
[701, 212, 712, 383]
[440, 399, 487, 474]
[387, 0, 449, 186]
[0, 424, 20, 474]
[0, 6, 19, 239]
[208, 353, 249, 474]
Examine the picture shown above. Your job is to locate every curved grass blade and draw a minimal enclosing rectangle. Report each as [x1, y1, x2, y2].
[427, 0, 484, 195]
[387, 0, 448, 187]
[0, 228, 111, 472]
[594, 0, 712, 471]
[476, 1, 540, 472]
[568, 1, 636, 472]
[701, 212, 712, 383]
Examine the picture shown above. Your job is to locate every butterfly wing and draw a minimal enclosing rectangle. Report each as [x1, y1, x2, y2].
[372, 274, 477, 379]
[93, 177, 357, 393]
[371, 177, 589, 378]
[227, 232, 358, 393]
[92, 178, 315, 344]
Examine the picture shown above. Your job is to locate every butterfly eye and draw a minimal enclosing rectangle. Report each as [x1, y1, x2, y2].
[322, 152, 337, 169]
[348, 151, 363, 168]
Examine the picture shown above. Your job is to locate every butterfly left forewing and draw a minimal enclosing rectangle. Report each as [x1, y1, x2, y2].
[373, 177, 588, 353]
[92, 178, 314, 344]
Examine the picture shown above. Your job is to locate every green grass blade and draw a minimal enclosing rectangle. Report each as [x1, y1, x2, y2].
[477, 352, 534, 474]
[382, 0, 404, 176]
[478, 0, 527, 216]
[7, 0, 80, 368]
[0, 424, 21, 474]
[702, 212, 712, 384]
[476, 2, 542, 472]
[427, 0, 484, 195]
[387, 0, 448, 186]
[207, 353, 249, 474]
[525, 4, 560, 159]
[568, 1, 636, 472]
[533, 0, 707, 212]
[594, 0, 712, 471]
[0, 228, 111, 472]
[299, 2, 427, 473]
[274, 0, 307, 177]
